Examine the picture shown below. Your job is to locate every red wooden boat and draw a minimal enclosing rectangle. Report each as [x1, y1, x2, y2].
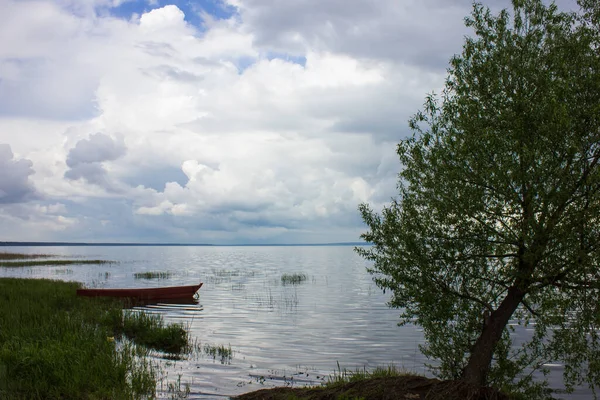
[76, 283, 203, 300]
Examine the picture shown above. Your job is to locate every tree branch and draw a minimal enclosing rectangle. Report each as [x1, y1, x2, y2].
[431, 275, 495, 313]
[520, 299, 539, 317]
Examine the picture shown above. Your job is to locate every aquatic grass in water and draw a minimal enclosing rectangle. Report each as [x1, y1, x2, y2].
[203, 343, 233, 363]
[134, 271, 173, 279]
[167, 374, 191, 399]
[0, 246, 436, 399]
[120, 311, 189, 354]
[213, 268, 242, 277]
[208, 268, 256, 285]
[281, 273, 308, 285]
[0, 259, 116, 267]
[252, 288, 275, 308]
[53, 268, 74, 275]
[99, 271, 111, 279]
[0, 252, 55, 260]
[183, 339, 233, 364]
[0, 252, 116, 267]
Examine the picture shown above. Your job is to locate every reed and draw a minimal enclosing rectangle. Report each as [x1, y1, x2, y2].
[134, 271, 173, 279]
[167, 374, 191, 399]
[0, 278, 156, 399]
[327, 363, 416, 387]
[203, 343, 233, 362]
[0, 259, 116, 267]
[0, 252, 55, 260]
[281, 273, 308, 285]
[53, 268, 74, 275]
[119, 311, 188, 354]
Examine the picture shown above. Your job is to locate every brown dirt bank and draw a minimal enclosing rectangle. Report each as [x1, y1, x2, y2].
[234, 375, 512, 400]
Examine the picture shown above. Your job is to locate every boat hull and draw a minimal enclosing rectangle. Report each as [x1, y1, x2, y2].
[76, 283, 203, 300]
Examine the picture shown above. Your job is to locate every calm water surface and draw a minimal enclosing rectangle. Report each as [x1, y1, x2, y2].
[0, 246, 589, 399]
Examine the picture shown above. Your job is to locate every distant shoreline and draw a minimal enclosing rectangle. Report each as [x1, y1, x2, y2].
[0, 241, 368, 247]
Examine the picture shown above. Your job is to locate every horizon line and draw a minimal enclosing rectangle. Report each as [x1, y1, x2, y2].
[0, 241, 368, 247]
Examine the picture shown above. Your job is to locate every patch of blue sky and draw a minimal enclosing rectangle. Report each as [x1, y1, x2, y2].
[235, 53, 307, 75]
[233, 53, 306, 75]
[235, 56, 258, 74]
[265, 52, 307, 67]
[106, 0, 147, 20]
[108, 0, 237, 30]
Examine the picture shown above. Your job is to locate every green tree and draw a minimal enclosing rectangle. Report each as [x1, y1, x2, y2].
[356, 0, 600, 397]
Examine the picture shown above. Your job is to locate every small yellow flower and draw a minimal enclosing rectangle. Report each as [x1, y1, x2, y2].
[107, 336, 115, 342]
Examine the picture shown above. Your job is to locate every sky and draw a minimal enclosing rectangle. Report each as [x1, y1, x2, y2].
[0, 0, 579, 244]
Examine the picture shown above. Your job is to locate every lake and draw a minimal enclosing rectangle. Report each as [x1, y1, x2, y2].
[0, 245, 590, 399]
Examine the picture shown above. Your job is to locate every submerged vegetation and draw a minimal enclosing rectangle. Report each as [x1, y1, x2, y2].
[0, 278, 190, 399]
[281, 273, 308, 285]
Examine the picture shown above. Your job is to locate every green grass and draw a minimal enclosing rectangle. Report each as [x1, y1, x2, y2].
[0, 278, 194, 399]
[326, 363, 417, 387]
[0, 278, 156, 399]
[0, 259, 116, 267]
[281, 273, 308, 285]
[118, 311, 189, 354]
[134, 271, 173, 279]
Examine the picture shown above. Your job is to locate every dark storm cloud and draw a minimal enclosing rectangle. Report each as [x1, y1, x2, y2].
[233, 0, 474, 69]
[0, 144, 37, 203]
[232, 0, 580, 69]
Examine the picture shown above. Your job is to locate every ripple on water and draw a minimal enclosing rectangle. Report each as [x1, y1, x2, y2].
[0, 245, 593, 399]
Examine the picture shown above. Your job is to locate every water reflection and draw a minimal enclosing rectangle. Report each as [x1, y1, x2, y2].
[0, 245, 591, 399]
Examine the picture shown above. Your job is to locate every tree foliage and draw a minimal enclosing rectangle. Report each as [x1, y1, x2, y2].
[356, 0, 600, 397]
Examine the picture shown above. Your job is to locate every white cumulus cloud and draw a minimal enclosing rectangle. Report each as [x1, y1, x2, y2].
[3, 0, 576, 243]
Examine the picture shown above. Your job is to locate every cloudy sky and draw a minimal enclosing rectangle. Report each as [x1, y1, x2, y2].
[0, 0, 577, 244]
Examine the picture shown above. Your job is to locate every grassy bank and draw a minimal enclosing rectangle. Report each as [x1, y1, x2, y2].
[0, 278, 187, 399]
[235, 365, 512, 400]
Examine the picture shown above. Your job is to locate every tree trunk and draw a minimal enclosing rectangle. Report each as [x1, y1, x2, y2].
[461, 285, 526, 386]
